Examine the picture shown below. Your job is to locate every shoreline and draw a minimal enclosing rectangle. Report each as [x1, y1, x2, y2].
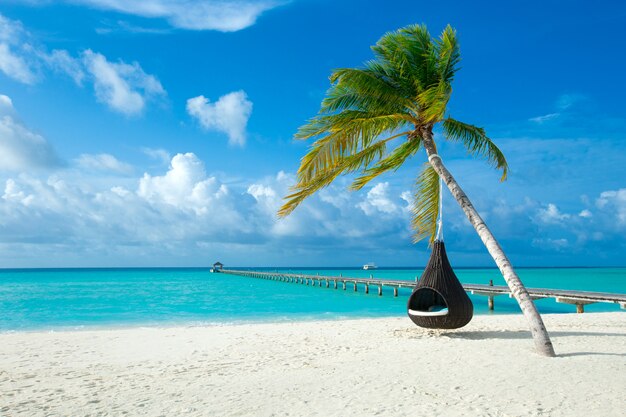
[1, 312, 625, 416]
[3, 309, 624, 335]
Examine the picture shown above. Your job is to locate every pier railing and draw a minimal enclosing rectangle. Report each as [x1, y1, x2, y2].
[219, 269, 626, 313]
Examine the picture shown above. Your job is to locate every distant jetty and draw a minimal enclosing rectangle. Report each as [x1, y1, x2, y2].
[219, 268, 626, 313]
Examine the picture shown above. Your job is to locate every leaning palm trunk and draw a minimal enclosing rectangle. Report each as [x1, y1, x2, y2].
[421, 130, 556, 357]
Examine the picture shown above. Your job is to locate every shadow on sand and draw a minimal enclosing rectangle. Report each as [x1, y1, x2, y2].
[439, 330, 626, 358]
[441, 330, 626, 340]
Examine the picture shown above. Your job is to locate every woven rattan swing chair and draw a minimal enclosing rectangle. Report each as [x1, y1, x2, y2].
[407, 177, 474, 329]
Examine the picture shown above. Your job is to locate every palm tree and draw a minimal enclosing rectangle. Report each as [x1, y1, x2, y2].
[278, 24, 556, 357]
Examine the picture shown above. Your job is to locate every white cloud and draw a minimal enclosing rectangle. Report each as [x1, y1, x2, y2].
[3, 178, 34, 206]
[0, 15, 38, 84]
[76, 153, 133, 174]
[0, 94, 61, 171]
[41, 49, 85, 85]
[142, 147, 171, 164]
[578, 209, 592, 218]
[535, 203, 570, 224]
[95, 20, 172, 35]
[0, 151, 422, 266]
[532, 237, 569, 251]
[0, 94, 13, 113]
[0, 43, 37, 84]
[28, 0, 281, 32]
[529, 113, 559, 124]
[596, 188, 626, 226]
[528, 93, 588, 124]
[357, 182, 400, 215]
[247, 183, 276, 200]
[138, 152, 234, 217]
[82, 49, 165, 115]
[0, 14, 165, 115]
[187, 91, 253, 146]
[1, 149, 624, 267]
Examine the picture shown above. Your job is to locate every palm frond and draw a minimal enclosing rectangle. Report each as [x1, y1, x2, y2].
[278, 140, 389, 217]
[398, 24, 439, 90]
[442, 117, 509, 181]
[411, 163, 440, 243]
[321, 68, 412, 114]
[295, 113, 411, 183]
[350, 136, 422, 190]
[435, 25, 461, 85]
[417, 80, 451, 123]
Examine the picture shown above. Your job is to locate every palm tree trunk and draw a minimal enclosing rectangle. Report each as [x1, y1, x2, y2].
[421, 129, 556, 357]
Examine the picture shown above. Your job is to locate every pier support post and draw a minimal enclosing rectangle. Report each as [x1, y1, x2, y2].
[378, 285, 382, 296]
[393, 287, 398, 297]
[334, 280, 337, 289]
[365, 283, 369, 294]
[556, 297, 593, 313]
[353, 282, 357, 292]
[326, 280, 329, 288]
[488, 280, 494, 311]
[342, 281, 346, 290]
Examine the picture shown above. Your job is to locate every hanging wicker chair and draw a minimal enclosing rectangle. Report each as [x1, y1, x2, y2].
[407, 240, 473, 329]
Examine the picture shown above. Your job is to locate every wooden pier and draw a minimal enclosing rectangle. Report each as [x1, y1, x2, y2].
[220, 269, 626, 313]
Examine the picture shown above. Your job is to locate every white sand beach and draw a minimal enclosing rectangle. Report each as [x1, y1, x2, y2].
[1, 312, 624, 417]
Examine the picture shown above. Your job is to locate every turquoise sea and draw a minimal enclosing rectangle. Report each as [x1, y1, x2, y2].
[0, 267, 625, 331]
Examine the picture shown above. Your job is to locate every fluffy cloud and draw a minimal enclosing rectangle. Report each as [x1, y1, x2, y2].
[0, 14, 38, 84]
[596, 188, 626, 227]
[83, 50, 166, 115]
[75, 153, 133, 174]
[0, 94, 61, 171]
[23, 0, 281, 32]
[0, 152, 419, 266]
[138, 153, 233, 216]
[0, 13, 165, 115]
[357, 182, 403, 216]
[535, 203, 570, 224]
[0, 141, 624, 267]
[187, 91, 253, 146]
[41, 49, 85, 85]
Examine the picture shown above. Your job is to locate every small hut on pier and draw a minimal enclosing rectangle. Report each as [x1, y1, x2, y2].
[212, 262, 224, 273]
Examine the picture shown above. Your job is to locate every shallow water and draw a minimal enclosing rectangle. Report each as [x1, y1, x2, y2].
[0, 267, 624, 331]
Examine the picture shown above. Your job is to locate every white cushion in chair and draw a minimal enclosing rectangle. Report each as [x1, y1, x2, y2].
[408, 307, 449, 317]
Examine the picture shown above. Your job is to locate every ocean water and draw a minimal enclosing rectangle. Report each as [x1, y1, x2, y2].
[0, 267, 624, 331]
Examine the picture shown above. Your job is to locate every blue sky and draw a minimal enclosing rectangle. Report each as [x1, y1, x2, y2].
[0, 0, 625, 268]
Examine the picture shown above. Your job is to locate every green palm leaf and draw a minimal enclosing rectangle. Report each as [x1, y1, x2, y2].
[411, 164, 440, 243]
[442, 117, 509, 181]
[279, 140, 389, 217]
[350, 136, 422, 191]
